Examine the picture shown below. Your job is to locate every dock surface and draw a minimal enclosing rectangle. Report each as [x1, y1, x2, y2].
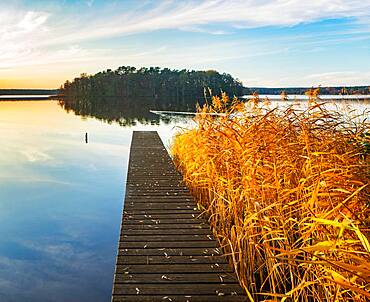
[112, 131, 245, 301]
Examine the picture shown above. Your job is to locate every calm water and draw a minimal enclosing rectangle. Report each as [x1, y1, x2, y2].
[0, 100, 189, 302]
[0, 98, 368, 301]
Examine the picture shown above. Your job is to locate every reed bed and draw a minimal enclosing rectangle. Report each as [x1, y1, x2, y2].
[171, 93, 370, 301]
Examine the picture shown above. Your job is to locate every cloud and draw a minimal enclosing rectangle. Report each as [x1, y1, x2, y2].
[178, 26, 230, 35]
[0, 9, 50, 69]
[86, 0, 94, 8]
[18, 11, 49, 32]
[20, 148, 52, 163]
[0, 10, 49, 42]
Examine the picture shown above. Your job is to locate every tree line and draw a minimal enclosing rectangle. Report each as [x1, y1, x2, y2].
[59, 66, 244, 110]
[0, 89, 58, 95]
[245, 86, 370, 95]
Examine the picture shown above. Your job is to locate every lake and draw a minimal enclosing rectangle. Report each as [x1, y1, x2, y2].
[0, 100, 191, 302]
[0, 97, 368, 301]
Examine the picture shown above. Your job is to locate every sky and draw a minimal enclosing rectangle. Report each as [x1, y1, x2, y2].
[0, 0, 370, 89]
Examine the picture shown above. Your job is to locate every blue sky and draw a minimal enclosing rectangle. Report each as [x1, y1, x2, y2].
[0, 0, 369, 88]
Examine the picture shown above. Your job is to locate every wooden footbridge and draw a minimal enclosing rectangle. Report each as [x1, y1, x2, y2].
[112, 131, 246, 301]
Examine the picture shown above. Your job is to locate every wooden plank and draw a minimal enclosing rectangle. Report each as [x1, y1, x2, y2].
[121, 219, 208, 225]
[115, 264, 234, 274]
[126, 183, 189, 193]
[121, 223, 209, 230]
[114, 273, 238, 284]
[127, 174, 182, 182]
[129, 173, 182, 176]
[112, 296, 246, 302]
[121, 229, 212, 235]
[116, 255, 228, 265]
[127, 182, 187, 186]
[119, 240, 219, 249]
[124, 204, 197, 210]
[112, 284, 244, 295]
[125, 194, 192, 199]
[120, 234, 215, 242]
[123, 212, 204, 222]
[126, 192, 190, 196]
[112, 131, 245, 301]
[123, 210, 201, 216]
[125, 195, 192, 199]
[118, 248, 222, 256]
[126, 187, 189, 190]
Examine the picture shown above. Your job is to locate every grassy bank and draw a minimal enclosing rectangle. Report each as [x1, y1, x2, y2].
[171, 94, 370, 301]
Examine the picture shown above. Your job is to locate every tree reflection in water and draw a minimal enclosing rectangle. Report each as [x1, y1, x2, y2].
[57, 95, 185, 126]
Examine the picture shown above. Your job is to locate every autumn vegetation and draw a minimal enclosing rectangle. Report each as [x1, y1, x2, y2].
[171, 93, 370, 301]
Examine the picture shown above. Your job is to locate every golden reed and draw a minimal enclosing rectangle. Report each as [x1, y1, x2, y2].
[172, 93, 369, 301]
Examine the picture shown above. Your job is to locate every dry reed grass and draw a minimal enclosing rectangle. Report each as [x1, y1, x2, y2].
[171, 93, 370, 301]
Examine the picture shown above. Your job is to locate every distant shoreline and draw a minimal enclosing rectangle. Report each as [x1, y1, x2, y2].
[0, 95, 58, 101]
[242, 94, 370, 101]
[0, 89, 58, 95]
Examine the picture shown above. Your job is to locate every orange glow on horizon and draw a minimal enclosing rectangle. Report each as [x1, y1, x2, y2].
[0, 77, 64, 89]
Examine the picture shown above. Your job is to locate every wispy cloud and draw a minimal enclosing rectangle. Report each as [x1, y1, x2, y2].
[178, 26, 230, 35]
[20, 148, 52, 163]
[86, 0, 94, 8]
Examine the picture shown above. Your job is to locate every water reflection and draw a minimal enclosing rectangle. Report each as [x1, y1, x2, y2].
[0, 100, 190, 302]
[59, 94, 370, 128]
[263, 98, 370, 124]
[58, 95, 198, 126]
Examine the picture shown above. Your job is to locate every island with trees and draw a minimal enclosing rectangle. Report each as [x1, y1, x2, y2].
[57, 66, 244, 125]
[59, 66, 243, 109]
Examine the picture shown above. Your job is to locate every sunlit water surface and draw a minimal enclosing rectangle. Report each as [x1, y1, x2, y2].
[259, 98, 370, 122]
[0, 100, 190, 302]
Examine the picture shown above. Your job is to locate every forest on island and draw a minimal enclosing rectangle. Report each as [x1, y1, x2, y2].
[59, 66, 244, 110]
